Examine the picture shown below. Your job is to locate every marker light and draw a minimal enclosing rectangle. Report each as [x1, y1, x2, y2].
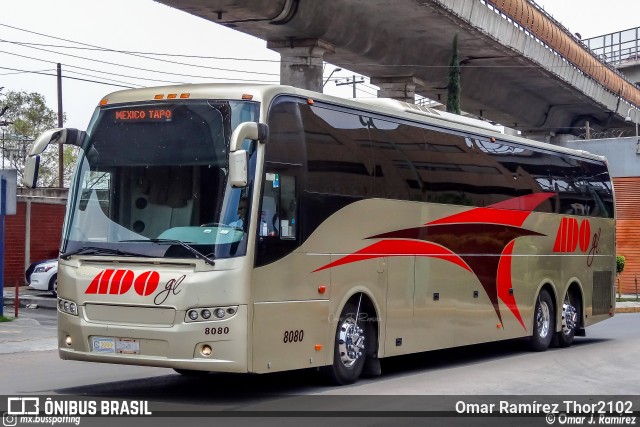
[241, 94, 253, 100]
[201, 309, 212, 319]
[214, 308, 225, 319]
[99, 99, 108, 106]
[167, 94, 177, 99]
[180, 93, 190, 99]
[188, 310, 199, 321]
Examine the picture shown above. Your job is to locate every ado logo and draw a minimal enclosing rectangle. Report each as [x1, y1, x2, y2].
[85, 269, 185, 305]
[85, 269, 160, 296]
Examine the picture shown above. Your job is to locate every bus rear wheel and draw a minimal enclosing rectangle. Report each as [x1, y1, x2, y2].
[557, 291, 579, 348]
[529, 289, 555, 352]
[323, 302, 367, 385]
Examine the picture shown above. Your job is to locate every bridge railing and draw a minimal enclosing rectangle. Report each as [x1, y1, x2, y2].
[584, 27, 640, 67]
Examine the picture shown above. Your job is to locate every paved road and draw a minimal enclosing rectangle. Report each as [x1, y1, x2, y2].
[2, 308, 639, 427]
[1, 310, 639, 397]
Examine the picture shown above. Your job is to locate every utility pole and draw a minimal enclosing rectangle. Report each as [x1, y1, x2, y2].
[57, 63, 64, 188]
[335, 75, 365, 98]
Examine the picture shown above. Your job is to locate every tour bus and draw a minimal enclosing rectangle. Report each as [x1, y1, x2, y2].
[23, 84, 615, 385]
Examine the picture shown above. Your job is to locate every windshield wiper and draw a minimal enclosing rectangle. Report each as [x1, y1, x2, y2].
[119, 239, 215, 266]
[61, 246, 153, 260]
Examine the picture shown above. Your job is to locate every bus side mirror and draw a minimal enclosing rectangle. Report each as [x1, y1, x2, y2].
[229, 150, 248, 188]
[228, 122, 268, 188]
[22, 128, 86, 188]
[23, 156, 41, 189]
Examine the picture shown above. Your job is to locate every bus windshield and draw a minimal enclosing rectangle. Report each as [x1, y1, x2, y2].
[61, 100, 259, 261]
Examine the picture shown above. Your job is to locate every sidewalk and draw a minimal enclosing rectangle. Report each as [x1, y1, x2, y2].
[2, 286, 57, 310]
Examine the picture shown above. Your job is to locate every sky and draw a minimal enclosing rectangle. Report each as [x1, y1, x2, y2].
[1, 0, 639, 130]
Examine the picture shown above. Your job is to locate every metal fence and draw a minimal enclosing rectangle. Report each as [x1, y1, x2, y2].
[584, 26, 640, 66]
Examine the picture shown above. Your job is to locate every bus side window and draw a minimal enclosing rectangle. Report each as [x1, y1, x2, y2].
[262, 173, 296, 240]
[278, 175, 296, 240]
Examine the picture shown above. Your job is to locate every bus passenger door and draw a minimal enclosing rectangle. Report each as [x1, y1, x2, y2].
[413, 257, 456, 352]
[384, 257, 415, 356]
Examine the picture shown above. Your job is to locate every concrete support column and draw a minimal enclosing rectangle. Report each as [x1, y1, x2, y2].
[267, 39, 335, 93]
[370, 76, 425, 104]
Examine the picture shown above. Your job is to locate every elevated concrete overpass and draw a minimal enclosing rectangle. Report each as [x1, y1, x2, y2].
[157, 0, 640, 138]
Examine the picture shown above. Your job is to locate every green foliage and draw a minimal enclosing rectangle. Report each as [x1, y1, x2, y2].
[446, 34, 461, 115]
[616, 255, 626, 274]
[0, 90, 76, 187]
[0, 315, 14, 322]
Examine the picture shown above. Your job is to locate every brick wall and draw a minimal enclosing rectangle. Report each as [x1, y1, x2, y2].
[3, 188, 68, 287]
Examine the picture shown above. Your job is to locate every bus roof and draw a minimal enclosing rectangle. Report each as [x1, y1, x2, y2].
[100, 83, 607, 164]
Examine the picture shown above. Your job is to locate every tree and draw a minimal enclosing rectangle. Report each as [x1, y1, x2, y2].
[0, 90, 77, 187]
[446, 34, 461, 115]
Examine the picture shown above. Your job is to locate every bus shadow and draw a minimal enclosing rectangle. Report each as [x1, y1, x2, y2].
[55, 336, 611, 404]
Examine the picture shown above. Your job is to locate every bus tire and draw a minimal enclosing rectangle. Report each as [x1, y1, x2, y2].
[557, 291, 579, 348]
[529, 289, 555, 352]
[323, 302, 366, 385]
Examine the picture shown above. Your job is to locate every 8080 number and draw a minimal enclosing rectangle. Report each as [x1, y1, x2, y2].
[283, 329, 304, 343]
[205, 327, 229, 335]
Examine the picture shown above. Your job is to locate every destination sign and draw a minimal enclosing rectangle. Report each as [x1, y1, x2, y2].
[113, 108, 173, 122]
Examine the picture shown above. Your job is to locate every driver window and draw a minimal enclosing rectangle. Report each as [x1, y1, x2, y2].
[256, 172, 298, 266]
[262, 173, 296, 240]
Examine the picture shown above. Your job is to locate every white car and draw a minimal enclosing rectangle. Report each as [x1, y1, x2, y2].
[28, 259, 58, 297]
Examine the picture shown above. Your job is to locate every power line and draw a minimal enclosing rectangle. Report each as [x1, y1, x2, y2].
[0, 49, 279, 84]
[0, 23, 280, 76]
[0, 65, 136, 88]
[0, 40, 281, 80]
[0, 38, 281, 63]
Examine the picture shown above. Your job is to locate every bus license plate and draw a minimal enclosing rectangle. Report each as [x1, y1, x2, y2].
[91, 337, 139, 354]
[116, 338, 139, 354]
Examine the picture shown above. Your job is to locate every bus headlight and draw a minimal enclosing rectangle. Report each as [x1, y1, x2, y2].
[185, 306, 238, 322]
[57, 297, 79, 316]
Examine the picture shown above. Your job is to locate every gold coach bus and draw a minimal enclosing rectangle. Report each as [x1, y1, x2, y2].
[23, 84, 615, 385]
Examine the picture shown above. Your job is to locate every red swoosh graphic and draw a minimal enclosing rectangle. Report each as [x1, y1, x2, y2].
[497, 241, 526, 330]
[313, 240, 471, 273]
[314, 193, 555, 330]
[427, 193, 555, 227]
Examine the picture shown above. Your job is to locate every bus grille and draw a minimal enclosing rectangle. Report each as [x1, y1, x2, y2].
[84, 304, 176, 326]
[592, 271, 613, 315]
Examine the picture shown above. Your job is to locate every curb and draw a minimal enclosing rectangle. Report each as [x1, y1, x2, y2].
[2, 298, 57, 311]
[615, 306, 640, 313]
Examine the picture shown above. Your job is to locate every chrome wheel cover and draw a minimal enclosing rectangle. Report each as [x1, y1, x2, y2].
[562, 301, 578, 335]
[338, 317, 365, 368]
[536, 300, 550, 339]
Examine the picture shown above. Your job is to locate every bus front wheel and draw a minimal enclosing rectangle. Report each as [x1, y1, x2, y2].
[323, 302, 366, 385]
[529, 289, 555, 351]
